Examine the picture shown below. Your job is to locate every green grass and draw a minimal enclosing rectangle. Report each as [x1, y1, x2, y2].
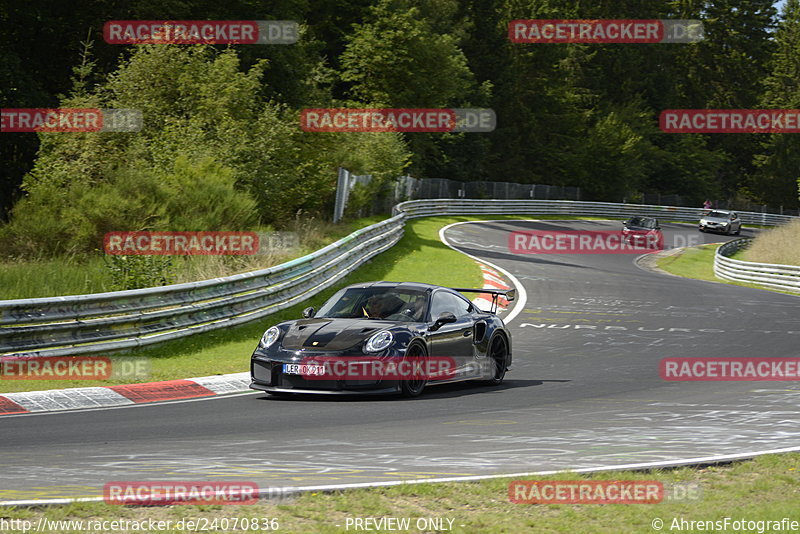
[656, 244, 720, 282]
[0, 217, 385, 300]
[2, 453, 798, 533]
[0, 256, 115, 301]
[655, 243, 798, 295]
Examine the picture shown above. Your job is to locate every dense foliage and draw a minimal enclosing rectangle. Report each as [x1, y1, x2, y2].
[1, 0, 798, 258]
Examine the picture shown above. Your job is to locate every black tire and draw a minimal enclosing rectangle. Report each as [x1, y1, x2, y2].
[734, 226, 741, 235]
[477, 335, 508, 386]
[400, 343, 428, 398]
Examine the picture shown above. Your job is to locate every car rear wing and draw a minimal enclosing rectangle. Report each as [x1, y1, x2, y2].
[452, 288, 516, 314]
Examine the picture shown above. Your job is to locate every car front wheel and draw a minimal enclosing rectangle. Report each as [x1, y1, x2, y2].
[400, 343, 428, 398]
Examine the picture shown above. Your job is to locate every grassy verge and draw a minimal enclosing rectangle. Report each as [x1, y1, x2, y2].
[2, 453, 798, 533]
[655, 244, 797, 295]
[656, 244, 720, 282]
[741, 219, 800, 266]
[0, 217, 385, 301]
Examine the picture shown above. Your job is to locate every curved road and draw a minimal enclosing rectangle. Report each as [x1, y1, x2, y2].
[1, 220, 798, 502]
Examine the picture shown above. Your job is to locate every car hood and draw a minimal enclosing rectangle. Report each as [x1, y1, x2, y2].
[280, 318, 397, 351]
[702, 216, 729, 223]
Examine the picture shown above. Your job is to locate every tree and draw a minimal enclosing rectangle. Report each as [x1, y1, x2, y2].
[752, 0, 800, 209]
[1, 45, 409, 257]
[339, 0, 488, 178]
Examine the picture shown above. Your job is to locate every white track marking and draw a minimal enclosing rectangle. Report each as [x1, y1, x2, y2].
[439, 221, 527, 324]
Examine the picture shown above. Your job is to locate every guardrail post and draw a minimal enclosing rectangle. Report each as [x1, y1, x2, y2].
[333, 167, 349, 224]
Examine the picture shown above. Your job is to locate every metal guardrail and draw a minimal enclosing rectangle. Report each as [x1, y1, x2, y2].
[0, 215, 405, 357]
[714, 238, 800, 293]
[393, 199, 798, 226]
[2, 199, 797, 357]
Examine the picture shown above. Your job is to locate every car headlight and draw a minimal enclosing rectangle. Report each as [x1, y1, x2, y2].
[259, 326, 281, 349]
[700, 219, 708, 225]
[364, 330, 393, 353]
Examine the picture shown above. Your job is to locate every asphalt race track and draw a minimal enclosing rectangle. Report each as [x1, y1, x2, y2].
[1, 220, 798, 502]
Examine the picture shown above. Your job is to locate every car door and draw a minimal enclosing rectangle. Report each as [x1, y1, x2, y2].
[427, 290, 476, 377]
[731, 212, 741, 233]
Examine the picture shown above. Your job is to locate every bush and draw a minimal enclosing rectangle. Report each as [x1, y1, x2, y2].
[0, 45, 410, 260]
[104, 255, 176, 291]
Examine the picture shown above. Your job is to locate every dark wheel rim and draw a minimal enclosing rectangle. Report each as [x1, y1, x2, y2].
[490, 336, 507, 381]
[404, 344, 427, 394]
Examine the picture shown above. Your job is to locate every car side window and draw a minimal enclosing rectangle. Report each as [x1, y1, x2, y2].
[429, 292, 452, 320]
[430, 291, 473, 319]
[451, 294, 473, 317]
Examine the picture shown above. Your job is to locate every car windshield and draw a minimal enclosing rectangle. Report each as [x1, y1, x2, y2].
[627, 217, 656, 229]
[315, 287, 429, 321]
[706, 211, 728, 218]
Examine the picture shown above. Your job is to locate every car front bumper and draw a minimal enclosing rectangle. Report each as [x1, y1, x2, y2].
[250, 356, 404, 394]
[699, 223, 727, 233]
[249, 381, 400, 395]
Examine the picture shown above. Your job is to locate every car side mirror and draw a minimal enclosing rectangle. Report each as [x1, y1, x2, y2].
[505, 290, 516, 302]
[654, 225, 661, 230]
[302, 307, 315, 318]
[430, 311, 457, 331]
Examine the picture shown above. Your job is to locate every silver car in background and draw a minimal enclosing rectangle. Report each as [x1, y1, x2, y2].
[699, 210, 742, 235]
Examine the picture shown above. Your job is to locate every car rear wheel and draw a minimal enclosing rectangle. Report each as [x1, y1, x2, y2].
[477, 335, 508, 386]
[400, 343, 427, 398]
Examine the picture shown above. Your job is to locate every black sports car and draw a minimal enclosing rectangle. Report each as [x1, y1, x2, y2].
[250, 281, 514, 397]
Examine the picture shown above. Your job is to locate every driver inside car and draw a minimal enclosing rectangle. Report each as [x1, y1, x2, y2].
[363, 293, 404, 319]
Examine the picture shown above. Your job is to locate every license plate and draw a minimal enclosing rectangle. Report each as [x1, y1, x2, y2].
[283, 363, 326, 376]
